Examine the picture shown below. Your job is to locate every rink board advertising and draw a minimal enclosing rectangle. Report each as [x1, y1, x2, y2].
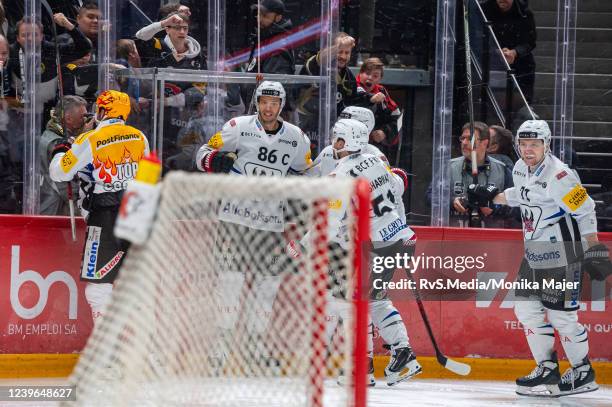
[0, 217, 610, 362]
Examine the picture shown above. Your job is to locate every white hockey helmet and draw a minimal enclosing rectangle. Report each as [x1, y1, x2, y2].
[339, 106, 375, 134]
[332, 118, 369, 154]
[255, 80, 286, 112]
[516, 120, 551, 153]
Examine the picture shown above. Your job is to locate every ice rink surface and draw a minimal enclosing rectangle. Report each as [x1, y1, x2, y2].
[366, 379, 612, 407]
[0, 377, 610, 406]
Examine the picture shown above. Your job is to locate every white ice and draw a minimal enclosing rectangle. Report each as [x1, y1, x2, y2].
[0, 377, 610, 406]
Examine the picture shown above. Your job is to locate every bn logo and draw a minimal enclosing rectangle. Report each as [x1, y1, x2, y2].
[9, 245, 78, 320]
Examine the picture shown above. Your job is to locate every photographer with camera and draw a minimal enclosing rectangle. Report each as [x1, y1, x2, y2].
[450, 121, 517, 228]
[39, 95, 94, 215]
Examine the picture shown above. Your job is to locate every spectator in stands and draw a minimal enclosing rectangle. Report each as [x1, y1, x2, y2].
[61, 40, 97, 105]
[355, 57, 402, 163]
[59, 2, 100, 63]
[158, 2, 191, 20]
[135, 11, 205, 164]
[135, 12, 205, 70]
[150, 2, 192, 40]
[426, 121, 519, 228]
[116, 39, 144, 103]
[4, 0, 82, 41]
[297, 32, 369, 146]
[488, 125, 516, 168]
[246, 0, 294, 76]
[9, 15, 90, 111]
[39, 95, 93, 215]
[243, 0, 295, 113]
[482, 0, 536, 102]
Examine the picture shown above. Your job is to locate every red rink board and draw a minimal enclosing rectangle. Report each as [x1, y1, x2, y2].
[0, 216, 610, 362]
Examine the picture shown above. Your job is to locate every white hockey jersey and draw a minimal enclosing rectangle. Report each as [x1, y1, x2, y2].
[307, 144, 387, 177]
[504, 153, 597, 269]
[196, 115, 312, 231]
[196, 115, 311, 176]
[328, 153, 415, 247]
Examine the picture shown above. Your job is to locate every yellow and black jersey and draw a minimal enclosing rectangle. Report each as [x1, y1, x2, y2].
[50, 118, 150, 193]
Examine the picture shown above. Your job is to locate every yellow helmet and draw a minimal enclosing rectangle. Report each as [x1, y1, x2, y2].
[96, 90, 131, 120]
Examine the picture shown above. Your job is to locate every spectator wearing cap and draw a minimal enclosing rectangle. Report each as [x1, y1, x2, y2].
[242, 0, 295, 114]
[246, 0, 294, 76]
[355, 57, 402, 162]
[482, 0, 536, 102]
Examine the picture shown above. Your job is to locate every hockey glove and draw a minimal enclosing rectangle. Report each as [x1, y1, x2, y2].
[390, 167, 408, 191]
[583, 244, 612, 281]
[467, 184, 499, 208]
[202, 151, 237, 173]
[50, 138, 73, 160]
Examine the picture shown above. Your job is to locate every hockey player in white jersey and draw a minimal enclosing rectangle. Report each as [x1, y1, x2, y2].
[307, 106, 387, 177]
[195, 80, 312, 371]
[196, 80, 311, 230]
[468, 120, 612, 397]
[326, 118, 421, 386]
[197, 80, 311, 180]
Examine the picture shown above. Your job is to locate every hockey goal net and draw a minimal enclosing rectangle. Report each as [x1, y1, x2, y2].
[67, 172, 369, 407]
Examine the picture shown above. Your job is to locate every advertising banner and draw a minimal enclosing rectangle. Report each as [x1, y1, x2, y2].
[0, 217, 610, 362]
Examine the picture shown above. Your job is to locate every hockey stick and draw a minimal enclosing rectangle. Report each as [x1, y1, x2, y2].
[41, 0, 77, 241]
[405, 269, 471, 376]
[463, 0, 481, 227]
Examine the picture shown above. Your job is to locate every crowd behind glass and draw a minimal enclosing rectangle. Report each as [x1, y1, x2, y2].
[0, 0, 610, 232]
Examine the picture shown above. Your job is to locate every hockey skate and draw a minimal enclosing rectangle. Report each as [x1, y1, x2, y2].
[557, 357, 599, 396]
[515, 352, 561, 397]
[384, 345, 422, 386]
[337, 358, 376, 387]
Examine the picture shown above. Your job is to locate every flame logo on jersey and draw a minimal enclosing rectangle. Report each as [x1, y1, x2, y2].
[522, 208, 535, 233]
[93, 146, 143, 184]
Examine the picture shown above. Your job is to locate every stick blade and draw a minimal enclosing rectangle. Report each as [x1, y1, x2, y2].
[441, 356, 471, 376]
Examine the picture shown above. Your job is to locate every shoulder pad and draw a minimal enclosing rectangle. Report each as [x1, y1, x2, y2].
[73, 129, 96, 145]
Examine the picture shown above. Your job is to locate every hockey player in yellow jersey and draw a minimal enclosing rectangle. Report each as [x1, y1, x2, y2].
[50, 90, 150, 325]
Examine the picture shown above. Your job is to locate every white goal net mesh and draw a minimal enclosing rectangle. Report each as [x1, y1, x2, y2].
[66, 173, 367, 407]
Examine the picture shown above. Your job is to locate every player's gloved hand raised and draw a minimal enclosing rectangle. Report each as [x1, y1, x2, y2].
[467, 184, 499, 207]
[50, 138, 73, 160]
[583, 244, 612, 281]
[203, 151, 237, 173]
